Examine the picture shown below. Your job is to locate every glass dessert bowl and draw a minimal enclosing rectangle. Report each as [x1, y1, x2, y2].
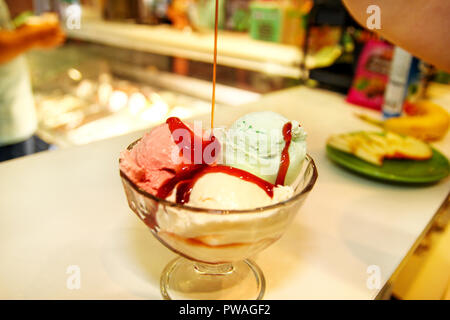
[120, 139, 318, 300]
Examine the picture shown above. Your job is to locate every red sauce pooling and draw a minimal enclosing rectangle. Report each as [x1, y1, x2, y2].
[157, 165, 274, 204]
[275, 122, 293, 186]
[166, 117, 219, 164]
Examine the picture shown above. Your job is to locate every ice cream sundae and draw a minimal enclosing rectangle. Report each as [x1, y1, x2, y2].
[120, 111, 309, 258]
[119, 112, 317, 299]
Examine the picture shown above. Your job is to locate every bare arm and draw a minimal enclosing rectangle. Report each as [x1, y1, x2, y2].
[342, 0, 450, 72]
[0, 23, 65, 64]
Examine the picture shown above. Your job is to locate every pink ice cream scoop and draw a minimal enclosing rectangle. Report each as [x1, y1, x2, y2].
[119, 118, 219, 197]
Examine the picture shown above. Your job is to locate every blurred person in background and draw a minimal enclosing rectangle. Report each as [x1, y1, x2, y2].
[0, 0, 64, 162]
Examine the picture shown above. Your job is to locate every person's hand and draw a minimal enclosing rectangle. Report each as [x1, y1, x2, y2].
[19, 22, 66, 49]
[0, 16, 65, 64]
[34, 23, 66, 49]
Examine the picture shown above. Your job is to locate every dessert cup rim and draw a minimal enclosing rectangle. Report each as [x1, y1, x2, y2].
[119, 139, 318, 214]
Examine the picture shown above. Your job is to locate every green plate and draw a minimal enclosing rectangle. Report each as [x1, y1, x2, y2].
[326, 145, 450, 184]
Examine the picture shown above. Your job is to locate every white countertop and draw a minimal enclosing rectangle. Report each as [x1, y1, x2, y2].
[0, 86, 449, 299]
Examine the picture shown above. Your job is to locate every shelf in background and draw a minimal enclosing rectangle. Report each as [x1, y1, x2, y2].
[66, 18, 308, 79]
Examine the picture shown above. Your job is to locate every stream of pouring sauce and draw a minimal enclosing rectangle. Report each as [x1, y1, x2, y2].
[211, 0, 219, 130]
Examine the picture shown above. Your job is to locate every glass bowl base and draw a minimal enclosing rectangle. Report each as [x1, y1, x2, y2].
[160, 257, 265, 300]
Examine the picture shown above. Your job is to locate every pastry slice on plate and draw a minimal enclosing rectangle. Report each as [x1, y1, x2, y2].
[327, 131, 432, 166]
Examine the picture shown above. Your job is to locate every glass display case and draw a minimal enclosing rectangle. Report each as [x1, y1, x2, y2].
[27, 41, 260, 147]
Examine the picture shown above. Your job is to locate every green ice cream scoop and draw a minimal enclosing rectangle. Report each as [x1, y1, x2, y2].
[223, 111, 307, 185]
